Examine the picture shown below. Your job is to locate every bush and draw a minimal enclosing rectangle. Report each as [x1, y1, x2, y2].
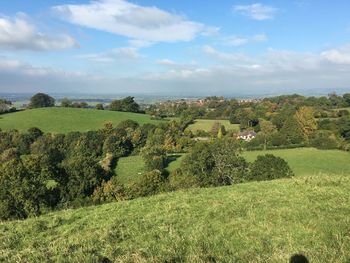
[167, 169, 199, 191]
[249, 154, 294, 181]
[130, 170, 165, 197]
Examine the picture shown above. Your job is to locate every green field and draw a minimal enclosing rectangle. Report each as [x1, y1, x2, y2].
[1, 175, 349, 262]
[186, 119, 240, 133]
[115, 154, 185, 184]
[115, 148, 350, 183]
[243, 148, 350, 176]
[115, 156, 147, 184]
[0, 107, 162, 133]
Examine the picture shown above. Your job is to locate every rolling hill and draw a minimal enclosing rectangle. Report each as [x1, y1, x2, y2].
[1, 175, 349, 262]
[0, 107, 163, 133]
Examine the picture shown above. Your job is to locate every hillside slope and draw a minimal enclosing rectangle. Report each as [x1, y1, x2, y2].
[1, 175, 349, 262]
[0, 107, 162, 133]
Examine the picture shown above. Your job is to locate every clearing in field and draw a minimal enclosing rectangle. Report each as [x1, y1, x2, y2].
[115, 154, 185, 184]
[1, 175, 349, 262]
[186, 119, 240, 133]
[0, 107, 162, 133]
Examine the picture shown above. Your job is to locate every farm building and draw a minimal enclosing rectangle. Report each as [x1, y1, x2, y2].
[237, 131, 256, 141]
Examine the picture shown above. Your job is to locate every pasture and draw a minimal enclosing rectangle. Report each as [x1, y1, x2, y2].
[115, 154, 185, 184]
[1, 175, 349, 262]
[186, 119, 240, 133]
[243, 148, 350, 176]
[0, 107, 162, 133]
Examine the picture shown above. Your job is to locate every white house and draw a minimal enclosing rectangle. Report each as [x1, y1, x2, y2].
[237, 131, 257, 141]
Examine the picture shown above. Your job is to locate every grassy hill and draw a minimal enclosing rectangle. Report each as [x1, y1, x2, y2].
[0, 107, 162, 133]
[1, 175, 349, 262]
[243, 148, 350, 176]
[186, 119, 240, 133]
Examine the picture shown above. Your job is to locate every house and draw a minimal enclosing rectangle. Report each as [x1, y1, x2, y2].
[237, 131, 256, 141]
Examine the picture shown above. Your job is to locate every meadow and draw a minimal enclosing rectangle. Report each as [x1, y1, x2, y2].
[0, 107, 162, 133]
[243, 148, 350, 176]
[114, 148, 350, 185]
[1, 175, 349, 262]
[115, 154, 186, 184]
[186, 119, 240, 133]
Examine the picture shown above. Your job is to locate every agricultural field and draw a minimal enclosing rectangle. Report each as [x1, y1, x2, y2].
[186, 119, 240, 133]
[1, 175, 349, 262]
[0, 107, 163, 133]
[243, 148, 350, 176]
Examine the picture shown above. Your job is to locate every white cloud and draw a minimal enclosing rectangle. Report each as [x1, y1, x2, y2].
[0, 13, 78, 51]
[53, 0, 215, 43]
[78, 47, 141, 63]
[223, 33, 268, 46]
[2, 45, 350, 96]
[202, 45, 253, 64]
[321, 46, 350, 64]
[234, 3, 277, 20]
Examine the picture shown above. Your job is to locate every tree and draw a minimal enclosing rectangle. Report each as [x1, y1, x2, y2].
[109, 97, 140, 113]
[280, 116, 304, 144]
[337, 116, 350, 142]
[259, 120, 277, 149]
[294, 106, 317, 140]
[181, 139, 248, 187]
[95, 103, 104, 110]
[60, 98, 72, 107]
[130, 170, 164, 197]
[28, 93, 55, 109]
[249, 154, 294, 181]
[0, 99, 14, 114]
[343, 93, 350, 107]
[310, 130, 339, 149]
[61, 156, 108, 204]
[141, 144, 167, 171]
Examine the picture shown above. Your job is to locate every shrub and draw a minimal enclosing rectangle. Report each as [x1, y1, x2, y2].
[130, 170, 165, 197]
[249, 154, 294, 181]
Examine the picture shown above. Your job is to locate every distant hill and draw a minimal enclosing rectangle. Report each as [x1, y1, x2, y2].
[1, 175, 349, 262]
[0, 107, 163, 133]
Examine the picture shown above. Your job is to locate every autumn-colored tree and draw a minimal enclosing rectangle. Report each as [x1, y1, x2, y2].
[294, 106, 317, 140]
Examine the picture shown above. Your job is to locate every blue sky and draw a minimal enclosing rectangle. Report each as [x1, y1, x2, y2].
[1, 0, 350, 95]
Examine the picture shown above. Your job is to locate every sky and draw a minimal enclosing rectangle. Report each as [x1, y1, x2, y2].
[1, 0, 350, 96]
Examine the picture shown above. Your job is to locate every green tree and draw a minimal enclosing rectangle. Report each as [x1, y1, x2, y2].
[181, 139, 248, 187]
[60, 98, 72, 107]
[28, 93, 55, 109]
[249, 154, 294, 181]
[280, 116, 304, 144]
[95, 103, 104, 110]
[259, 120, 277, 149]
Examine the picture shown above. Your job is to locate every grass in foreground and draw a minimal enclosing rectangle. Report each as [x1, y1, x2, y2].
[243, 148, 350, 176]
[186, 119, 240, 133]
[0, 107, 162, 133]
[1, 175, 349, 262]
